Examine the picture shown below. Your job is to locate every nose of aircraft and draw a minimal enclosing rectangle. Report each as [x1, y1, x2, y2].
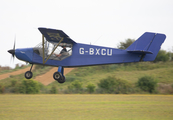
[8, 49, 15, 57]
[14, 48, 33, 63]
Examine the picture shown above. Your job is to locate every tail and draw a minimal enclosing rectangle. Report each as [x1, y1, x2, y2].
[126, 32, 166, 61]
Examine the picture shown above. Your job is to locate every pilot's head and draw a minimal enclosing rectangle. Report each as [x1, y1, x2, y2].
[61, 46, 66, 48]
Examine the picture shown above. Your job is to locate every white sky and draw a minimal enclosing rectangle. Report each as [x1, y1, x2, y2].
[1, 0, 173, 68]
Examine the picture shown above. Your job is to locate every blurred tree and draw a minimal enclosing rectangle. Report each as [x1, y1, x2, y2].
[154, 50, 169, 62]
[86, 83, 96, 93]
[68, 80, 83, 93]
[50, 85, 58, 94]
[19, 79, 40, 94]
[0, 84, 5, 94]
[117, 39, 135, 50]
[98, 76, 132, 94]
[137, 76, 157, 93]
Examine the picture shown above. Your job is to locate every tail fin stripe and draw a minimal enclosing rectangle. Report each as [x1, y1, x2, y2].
[146, 33, 157, 51]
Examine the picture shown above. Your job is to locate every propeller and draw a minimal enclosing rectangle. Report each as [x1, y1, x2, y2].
[8, 38, 16, 61]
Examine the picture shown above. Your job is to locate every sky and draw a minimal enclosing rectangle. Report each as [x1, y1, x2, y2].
[1, 0, 173, 68]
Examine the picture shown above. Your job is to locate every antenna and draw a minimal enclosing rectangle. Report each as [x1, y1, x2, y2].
[93, 35, 102, 45]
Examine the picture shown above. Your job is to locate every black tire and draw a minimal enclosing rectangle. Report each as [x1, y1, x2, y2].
[53, 72, 62, 80]
[60, 76, 66, 83]
[25, 71, 33, 79]
[53, 72, 65, 83]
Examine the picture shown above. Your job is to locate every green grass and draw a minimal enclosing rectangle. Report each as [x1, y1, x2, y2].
[0, 94, 173, 120]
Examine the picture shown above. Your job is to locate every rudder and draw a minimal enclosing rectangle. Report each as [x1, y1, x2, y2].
[143, 33, 166, 61]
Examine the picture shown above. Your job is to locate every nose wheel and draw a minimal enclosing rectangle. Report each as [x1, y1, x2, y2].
[25, 71, 33, 79]
[25, 64, 33, 79]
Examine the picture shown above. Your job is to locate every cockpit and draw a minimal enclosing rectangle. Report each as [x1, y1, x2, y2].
[34, 28, 76, 63]
[33, 40, 73, 61]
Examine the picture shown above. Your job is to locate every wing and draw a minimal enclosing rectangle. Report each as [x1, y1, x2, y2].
[38, 27, 76, 44]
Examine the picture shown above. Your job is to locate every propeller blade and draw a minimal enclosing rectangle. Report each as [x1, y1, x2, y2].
[8, 36, 16, 62]
[10, 54, 13, 63]
[13, 41, 15, 50]
[13, 36, 16, 53]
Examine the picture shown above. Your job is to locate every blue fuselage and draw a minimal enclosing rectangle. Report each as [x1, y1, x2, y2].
[15, 43, 142, 67]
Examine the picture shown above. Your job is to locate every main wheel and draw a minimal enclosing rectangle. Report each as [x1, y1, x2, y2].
[25, 71, 33, 79]
[53, 72, 65, 83]
[58, 76, 65, 83]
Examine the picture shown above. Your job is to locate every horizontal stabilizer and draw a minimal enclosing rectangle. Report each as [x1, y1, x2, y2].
[127, 50, 153, 54]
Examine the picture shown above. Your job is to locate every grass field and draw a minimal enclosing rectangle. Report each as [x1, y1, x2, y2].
[0, 95, 173, 120]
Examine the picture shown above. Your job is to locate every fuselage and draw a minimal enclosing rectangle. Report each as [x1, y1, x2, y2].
[15, 43, 142, 67]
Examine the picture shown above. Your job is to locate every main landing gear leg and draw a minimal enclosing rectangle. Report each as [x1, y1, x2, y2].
[53, 66, 66, 83]
[25, 64, 33, 79]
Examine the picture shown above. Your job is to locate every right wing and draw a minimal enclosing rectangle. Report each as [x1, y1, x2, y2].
[38, 27, 76, 44]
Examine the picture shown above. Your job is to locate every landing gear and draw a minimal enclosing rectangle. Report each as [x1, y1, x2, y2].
[53, 66, 66, 83]
[25, 71, 33, 79]
[53, 72, 65, 83]
[25, 64, 33, 79]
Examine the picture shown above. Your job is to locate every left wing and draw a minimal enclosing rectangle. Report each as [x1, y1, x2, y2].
[38, 27, 76, 44]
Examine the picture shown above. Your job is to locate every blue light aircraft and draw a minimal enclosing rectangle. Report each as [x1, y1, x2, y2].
[8, 27, 166, 83]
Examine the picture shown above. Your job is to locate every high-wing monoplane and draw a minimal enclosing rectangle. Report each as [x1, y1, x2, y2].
[8, 27, 166, 83]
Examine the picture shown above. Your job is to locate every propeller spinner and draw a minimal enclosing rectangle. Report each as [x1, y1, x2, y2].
[8, 49, 15, 57]
[8, 39, 16, 60]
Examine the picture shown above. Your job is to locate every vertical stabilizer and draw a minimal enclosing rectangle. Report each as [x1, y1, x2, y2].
[126, 32, 166, 61]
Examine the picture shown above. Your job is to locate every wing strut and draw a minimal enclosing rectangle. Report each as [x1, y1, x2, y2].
[42, 35, 45, 63]
[42, 36, 64, 64]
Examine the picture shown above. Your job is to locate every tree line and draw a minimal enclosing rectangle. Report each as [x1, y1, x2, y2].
[0, 75, 160, 94]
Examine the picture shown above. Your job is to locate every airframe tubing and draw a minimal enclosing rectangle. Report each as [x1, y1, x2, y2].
[58, 66, 64, 76]
[42, 35, 45, 63]
[43, 38, 64, 64]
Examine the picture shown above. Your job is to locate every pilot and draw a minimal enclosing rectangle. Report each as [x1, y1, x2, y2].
[54, 46, 67, 57]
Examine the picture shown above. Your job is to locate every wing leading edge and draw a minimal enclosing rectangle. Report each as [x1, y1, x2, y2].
[38, 27, 76, 44]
